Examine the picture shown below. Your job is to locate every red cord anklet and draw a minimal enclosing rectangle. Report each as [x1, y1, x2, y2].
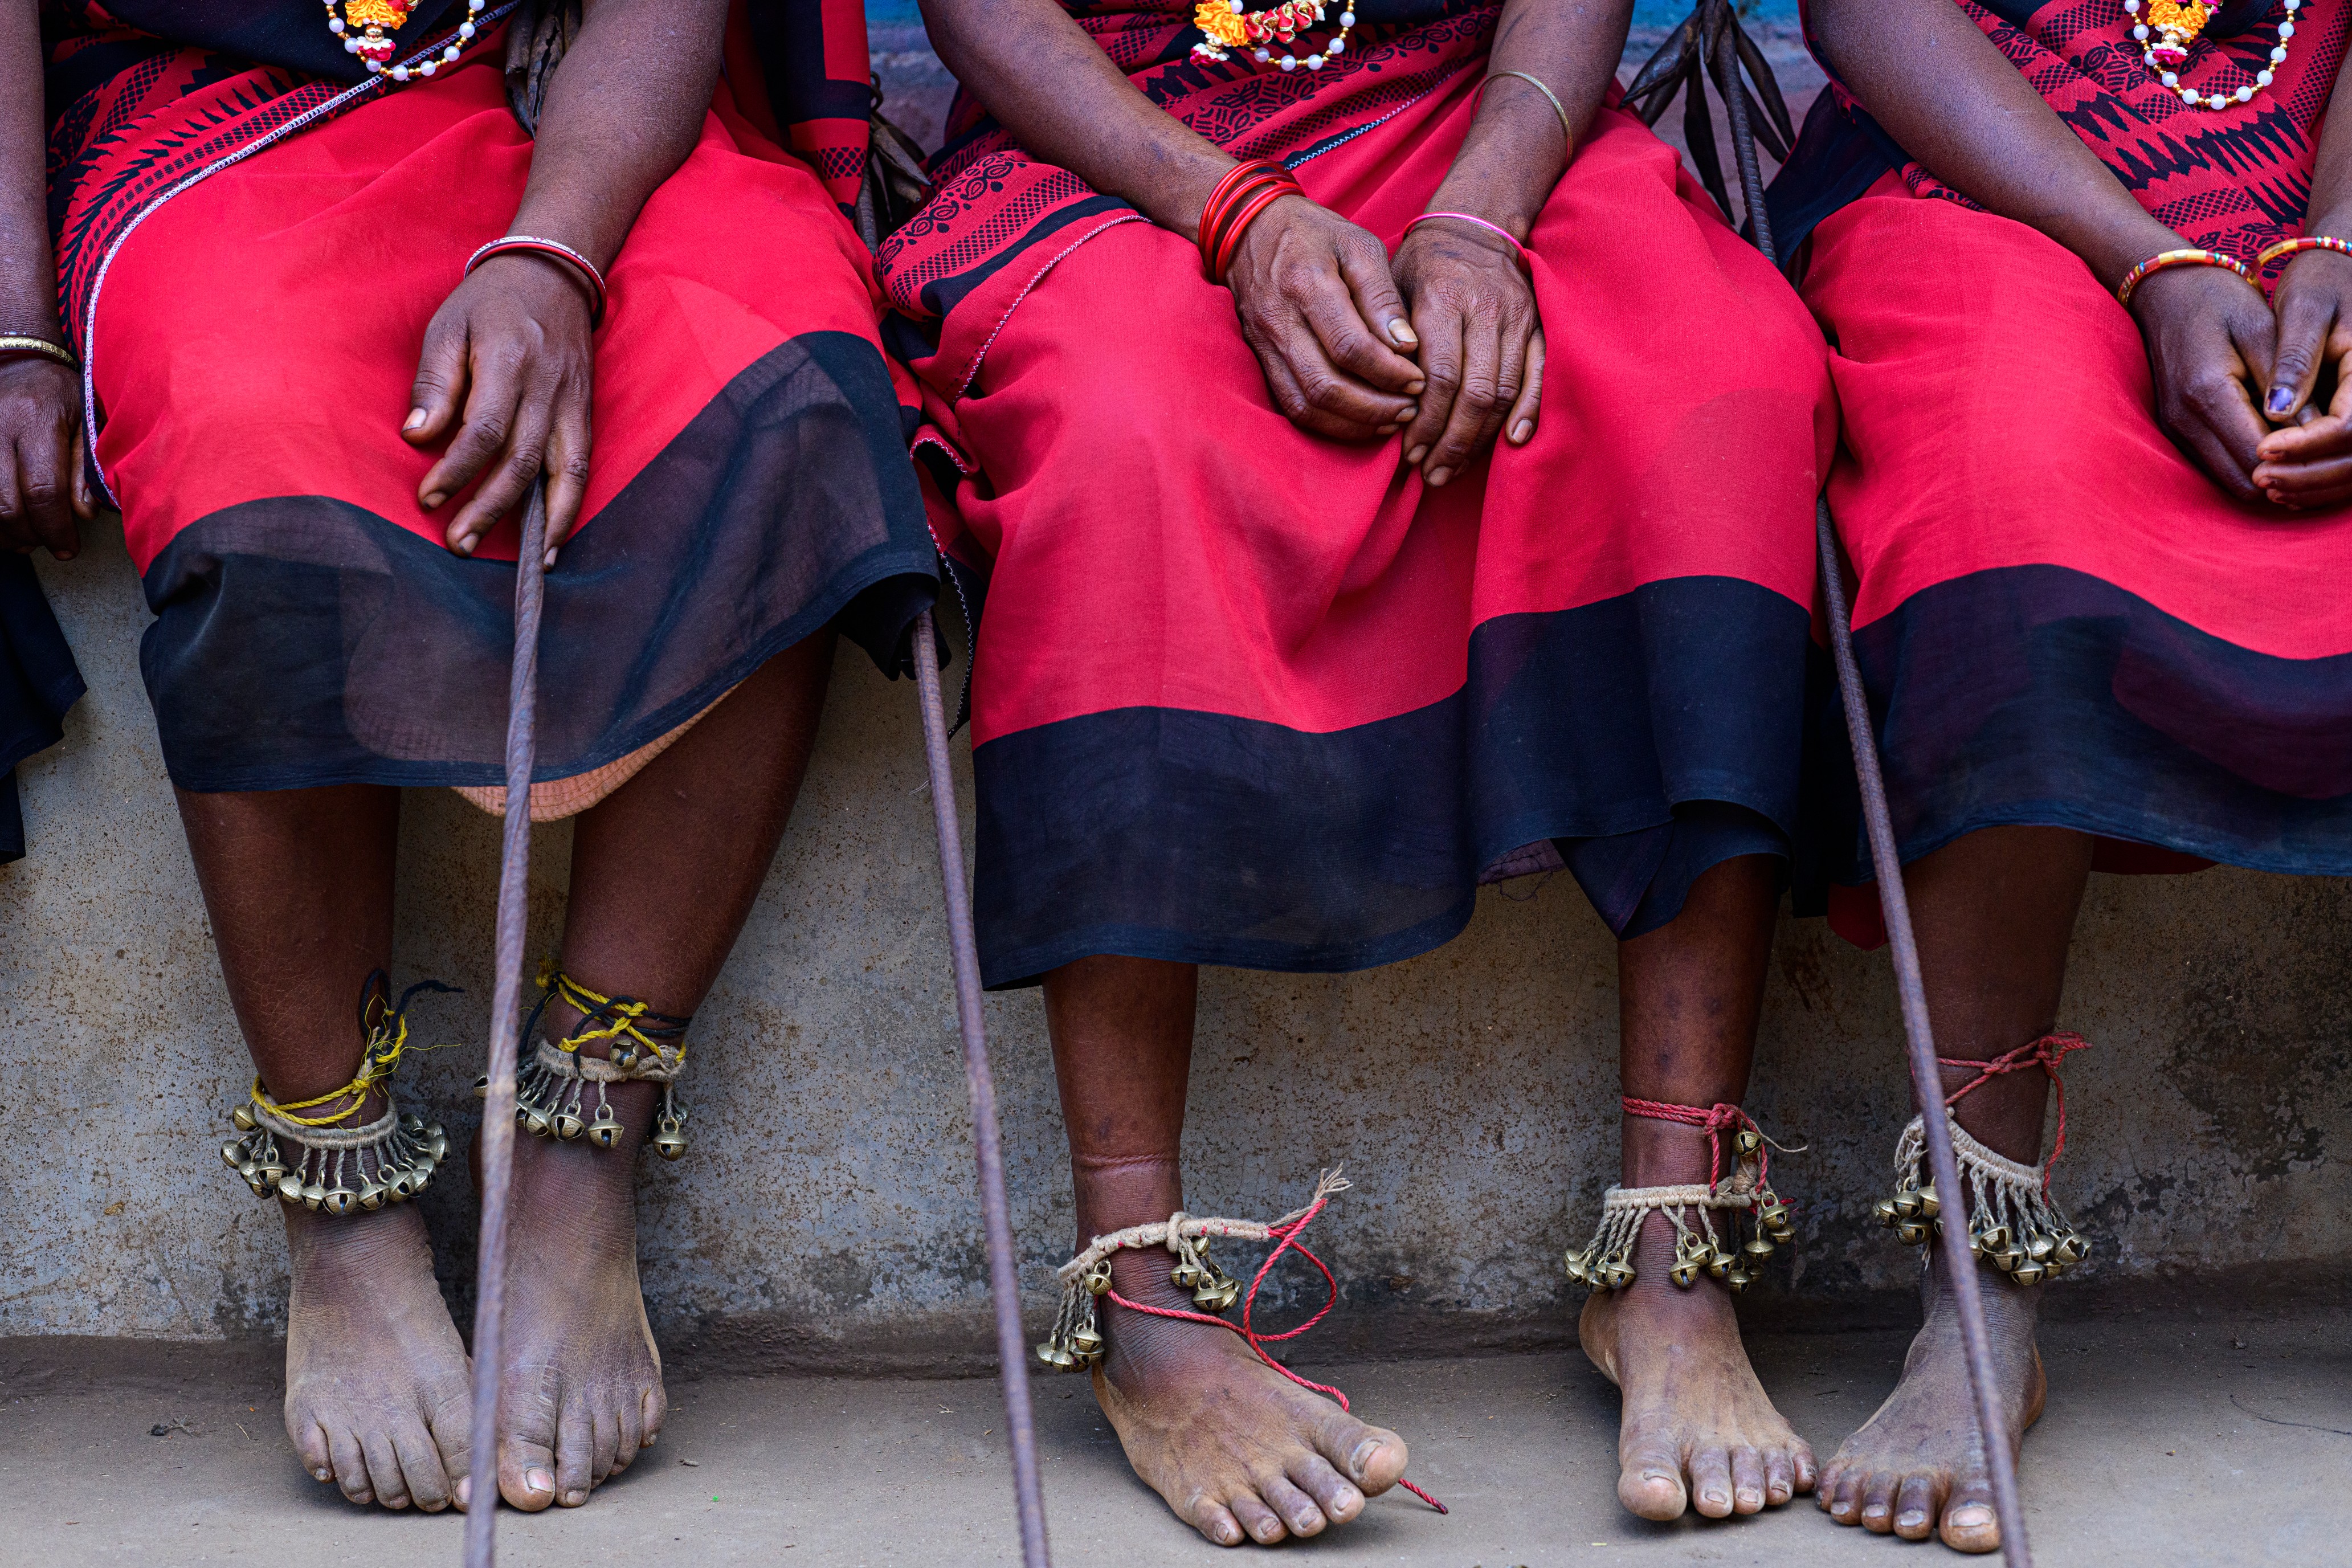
[1936, 1032, 2089, 1187]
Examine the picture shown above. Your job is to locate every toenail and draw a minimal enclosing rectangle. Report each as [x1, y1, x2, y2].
[1949, 1504, 1995, 1528]
[1350, 1438, 1385, 1475]
[1899, 1509, 1926, 1529]
[564, 1490, 586, 1506]
[313, 1468, 332, 1482]
[525, 1468, 554, 1495]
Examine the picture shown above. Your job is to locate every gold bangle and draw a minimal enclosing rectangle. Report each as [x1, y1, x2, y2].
[0, 333, 75, 369]
[1477, 70, 1574, 152]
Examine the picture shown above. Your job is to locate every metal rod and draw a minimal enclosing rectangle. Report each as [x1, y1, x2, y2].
[1815, 499, 2034, 1565]
[463, 485, 550, 1567]
[912, 608, 1053, 1568]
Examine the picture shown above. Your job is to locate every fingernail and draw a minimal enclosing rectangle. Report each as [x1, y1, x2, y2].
[1387, 320, 1419, 347]
[543, 549, 558, 569]
[422, 491, 446, 511]
[525, 1467, 554, 1495]
[1404, 379, 1425, 395]
[2268, 387, 2296, 415]
[1400, 405, 1419, 422]
[1376, 424, 1400, 436]
[1404, 446, 1428, 466]
[452, 534, 477, 557]
[1427, 466, 1452, 487]
[404, 407, 428, 432]
[1350, 1438, 1385, 1476]
[1510, 420, 1533, 443]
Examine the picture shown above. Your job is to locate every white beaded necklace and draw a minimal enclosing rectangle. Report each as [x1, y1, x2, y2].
[2122, 0, 2300, 111]
[323, 0, 488, 81]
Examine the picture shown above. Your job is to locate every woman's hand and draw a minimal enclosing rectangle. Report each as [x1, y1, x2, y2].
[2251, 248, 2352, 508]
[404, 254, 594, 563]
[1390, 218, 1543, 488]
[0, 356, 92, 561]
[2127, 263, 2277, 503]
[1224, 197, 1425, 442]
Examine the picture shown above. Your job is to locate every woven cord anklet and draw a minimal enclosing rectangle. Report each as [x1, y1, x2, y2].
[1876, 1033, 2092, 1283]
[475, 964, 693, 1158]
[220, 974, 456, 1214]
[1565, 1100, 1800, 1294]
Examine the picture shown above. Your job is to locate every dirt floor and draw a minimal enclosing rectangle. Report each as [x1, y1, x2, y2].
[3, 1302, 2344, 1567]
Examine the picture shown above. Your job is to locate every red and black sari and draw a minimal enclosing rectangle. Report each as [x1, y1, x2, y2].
[885, 0, 1837, 986]
[1768, 1, 2352, 936]
[43, 0, 934, 798]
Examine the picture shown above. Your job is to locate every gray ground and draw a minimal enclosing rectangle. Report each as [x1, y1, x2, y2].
[6, 1304, 2344, 1566]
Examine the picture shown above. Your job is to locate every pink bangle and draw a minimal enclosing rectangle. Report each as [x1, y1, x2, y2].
[464, 235, 609, 326]
[1404, 211, 1527, 267]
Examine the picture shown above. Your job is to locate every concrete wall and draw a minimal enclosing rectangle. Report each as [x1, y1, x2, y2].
[4, 519, 2348, 1363]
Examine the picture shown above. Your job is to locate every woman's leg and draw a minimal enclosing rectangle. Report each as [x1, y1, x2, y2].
[489, 632, 835, 1511]
[176, 783, 473, 1512]
[1043, 954, 1410, 1546]
[1579, 853, 1817, 1520]
[1817, 824, 2092, 1552]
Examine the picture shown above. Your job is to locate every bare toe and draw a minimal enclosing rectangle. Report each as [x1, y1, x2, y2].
[1942, 1485, 2002, 1553]
[1893, 1472, 1939, 1541]
[1729, 1444, 1766, 1514]
[1859, 1469, 1897, 1534]
[1763, 1446, 1794, 1506]
[360, 1427, 414, 1510]
[499, 1429, 560, 1513]
[1223, 1491, 1283, 1545]
[1289, 1453, 1365, 1525]
[1616, 1433, 1689, 1520]
[1259, 1473, 1326, 1538]
[328, 1427, 374, 1504]
[1689, 1444, 1735, 1519]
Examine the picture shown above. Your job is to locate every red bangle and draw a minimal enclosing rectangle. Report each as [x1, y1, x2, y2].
[2113, 247, 2253, 308]
[1212, 180, 1300, 281]
[464, 234, 609, 326]
[2255, 235, 2352, 268]
[1198, 159, 1297, 279]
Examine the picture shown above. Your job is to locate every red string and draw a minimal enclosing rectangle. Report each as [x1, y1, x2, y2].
[1103, 1191, 1448, 1514]
[1936, 1032, 2090, 1190]
[1619, 1097, 1771, 1191]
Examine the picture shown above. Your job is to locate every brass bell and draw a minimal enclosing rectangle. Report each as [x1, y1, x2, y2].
[523, 1106, 552, 1138]
[2009, 1260, 2046, 1287]
[1757, 1199, 1792, 1230]
[1068, 1327, 1104, 1365]
[2053, 1232, 2089, 1264]
[385, 1168, 415, 1200]
[1736, 1129, 1762, 1155]
[472, 1074, 490, 1099]
[1873, 1198, 1899, 1227]
[1084, 1260, 1113, 1296]
[652, 1121, 688, 1161]
[612, 1046, 639, 1072]
[1668, 1259, 1701, 1288]
[246, 1171, 272, 1198]
[1034, 1340, 1065, 1369]
[300, 1181, 327, 1211]
[404, 1112, 426, 1134]
[1916, 1183, 1939, 1220]
[1169, 1259, 1204, 1289]
[2026, 1233, 2056, 1263]
[1603, 1261, 1636, 1290]
[1563, 1248, 1591, 1281]
[1894, 1220, 1929, 1246]
[1743, 1235, 1775, 1260]
[1892, 1189, 1922, 1220]
[426, 1126, 450, 1160]
[231, 1105, 257, 1133]
[358, 1179, 387, 1211]
[1988, 1246, 2022, 1273]
[1724, 1267, 1751, 1294]
[220, 1141, 247, 1169]
[552, 1110, 586, 1141]
[256, 1157, 286, 1188]
[1706, 1244, 1735, 1278]
[321, 1188, 357, 1218]
[276, 1172, 306, 1204]
[586, 1108, 623, 1150]
[411, 1155, 437, 1187]
[1975, 1224, 2011, 1255]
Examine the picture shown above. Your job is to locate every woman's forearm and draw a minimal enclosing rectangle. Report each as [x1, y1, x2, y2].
[919, 0, 1238, 238]
[0, 0, 60, 338]
[1811, 0, 2175, 288]
[505, 0, 730, 268]
[1426, 0, 1630, 239]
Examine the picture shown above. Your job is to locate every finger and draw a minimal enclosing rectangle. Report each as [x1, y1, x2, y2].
[2254, 410, 2352, 469]
[2253, 448, 2352, 501]
[0, 444, 25, 549]
[1252, 318, 1401, 441]
[446, 389, 554, 553]
[1424, 311, 1505, 486]
[1295, 271, 1423, 404]
[540, 387, 592, 564]
[1506, 327, 1546, 444]
[2178, 367, 2268, 499]
[1400, 303, 1464, 468]
[1330, 236, 1424, 381]
[18, 434, 77, 560]
[69, 422, 93, 521]
[419, 338, 526, 523]
[2265, 280, 2335, 422]
[406, 315, 471, 444]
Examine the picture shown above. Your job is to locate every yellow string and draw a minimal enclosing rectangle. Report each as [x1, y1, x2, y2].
[536, 961, 689, 1066]
[248, 991, 455, 1128]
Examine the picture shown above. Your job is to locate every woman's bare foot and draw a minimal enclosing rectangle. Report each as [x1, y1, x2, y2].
[1819, 1250, 2045, 1552]
[1578, 1211, 1816, 1521]
[1089, 1246, 1408, 1546]
[484, 1081, 666, 1511]
[283, 1198, 473, 1510]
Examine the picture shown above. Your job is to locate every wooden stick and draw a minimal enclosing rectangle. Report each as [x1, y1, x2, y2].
[463, 484, 549, 1567]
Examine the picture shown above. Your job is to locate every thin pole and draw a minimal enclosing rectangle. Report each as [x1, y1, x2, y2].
[912, 609, 1052, 1568]
[1815, 500, 2033, 1565]
[463, 485, 550, 1567]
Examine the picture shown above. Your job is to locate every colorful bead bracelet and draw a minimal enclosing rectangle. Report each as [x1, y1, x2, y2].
[2114, 246, 2256, 307]
[464, 235, 609, 325]
[2256, 235, 2352, 268]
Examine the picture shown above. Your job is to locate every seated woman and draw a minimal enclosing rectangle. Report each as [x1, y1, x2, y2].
[9, 0, 932, 1513]
[1779, 0, 2352, 1552]
[895, 0, 1835, 1541]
